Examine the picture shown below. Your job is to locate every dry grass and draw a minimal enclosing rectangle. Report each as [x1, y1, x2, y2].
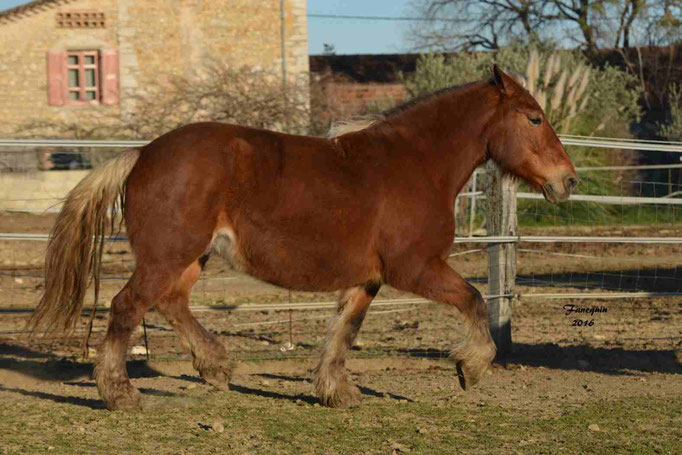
[526, 50, 591, 134]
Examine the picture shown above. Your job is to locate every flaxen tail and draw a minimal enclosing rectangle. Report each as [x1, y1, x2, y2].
[27, 148, 140, 335]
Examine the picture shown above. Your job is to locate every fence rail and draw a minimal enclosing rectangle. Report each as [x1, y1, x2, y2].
[2, 134, 682, 152]
[3, 232, 681, 244]
[3, 290, 681, 318]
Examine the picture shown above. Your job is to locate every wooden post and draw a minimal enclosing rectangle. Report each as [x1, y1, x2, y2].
[485, 162, 517, 358]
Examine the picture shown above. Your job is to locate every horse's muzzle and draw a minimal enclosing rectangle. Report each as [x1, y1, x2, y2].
[542, 174, 579, 204]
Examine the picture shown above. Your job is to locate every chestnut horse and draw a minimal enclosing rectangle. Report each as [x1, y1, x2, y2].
[29, 66, 577, 410]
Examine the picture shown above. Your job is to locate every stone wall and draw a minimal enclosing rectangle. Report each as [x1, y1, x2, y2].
[0, 0, 309, 136]
[118, 0, 309, 103]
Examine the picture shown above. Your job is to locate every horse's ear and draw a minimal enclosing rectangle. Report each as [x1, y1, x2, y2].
[491, 64, 519, 96]
[508, 72, 527, 89]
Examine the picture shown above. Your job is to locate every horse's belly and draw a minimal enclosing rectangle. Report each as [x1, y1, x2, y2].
[211, 227, 378, 291]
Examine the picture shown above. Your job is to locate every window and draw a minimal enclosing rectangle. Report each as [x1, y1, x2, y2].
[47, 49, 119, 106]
[66, 50, 99, 103]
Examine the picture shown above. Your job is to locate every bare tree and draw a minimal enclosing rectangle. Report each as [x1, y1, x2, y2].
[407, 0, 680, 53]
[544, 1, 606, 55]
[615, 0, 645, 48]
[642, 0, 682, 46]
[406, 0, 552, 51]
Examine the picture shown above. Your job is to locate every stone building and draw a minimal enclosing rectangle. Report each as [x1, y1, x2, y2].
[0, 0, 309, 136]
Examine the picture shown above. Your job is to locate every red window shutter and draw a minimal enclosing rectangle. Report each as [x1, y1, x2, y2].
[101, 49, 120, 105]
[47, 50, 66, 106]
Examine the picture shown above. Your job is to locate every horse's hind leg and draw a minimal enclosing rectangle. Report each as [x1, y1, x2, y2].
[155, 261, 233, 390]
[313, 283, 379, 408]
[95, 267, 176, 410]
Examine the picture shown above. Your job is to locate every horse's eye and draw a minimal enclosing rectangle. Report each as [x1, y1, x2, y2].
[529, 116, 542, 126]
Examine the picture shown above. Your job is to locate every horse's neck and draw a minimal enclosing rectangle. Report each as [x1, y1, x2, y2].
[382, 83, 494, 197]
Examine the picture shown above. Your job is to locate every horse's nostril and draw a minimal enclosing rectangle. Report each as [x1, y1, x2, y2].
[565, 176, 579, 192]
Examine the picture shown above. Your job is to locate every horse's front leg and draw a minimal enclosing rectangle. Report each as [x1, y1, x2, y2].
[391, 258, 496, 390]
[313, 283, 379, 408]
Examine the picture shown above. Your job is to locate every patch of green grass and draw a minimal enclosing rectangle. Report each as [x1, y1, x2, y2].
[518, 200, 682, 227]
[1, 389, 679, 454]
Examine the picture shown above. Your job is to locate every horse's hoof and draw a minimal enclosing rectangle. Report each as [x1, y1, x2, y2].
[456, 358, 489, 390]
[318, 381, 362, 408]
[453, 342, 495, 391]
[105, 386, 141, 411]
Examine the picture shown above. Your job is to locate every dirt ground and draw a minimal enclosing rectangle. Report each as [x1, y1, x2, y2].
[0, 212, 681, 454]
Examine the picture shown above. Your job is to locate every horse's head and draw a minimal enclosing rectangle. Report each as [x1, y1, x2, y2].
[486, 65, 578, 203]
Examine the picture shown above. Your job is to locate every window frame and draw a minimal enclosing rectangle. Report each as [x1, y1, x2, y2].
[65, 50, 100, 105]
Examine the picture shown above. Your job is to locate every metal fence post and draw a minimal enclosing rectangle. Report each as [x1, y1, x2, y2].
[468, 170, 478, 237]
[485, 162, 517, 358]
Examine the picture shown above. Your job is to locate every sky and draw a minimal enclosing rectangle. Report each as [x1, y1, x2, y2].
[307, 0, 412, 55]
[0, 0, 413, 55]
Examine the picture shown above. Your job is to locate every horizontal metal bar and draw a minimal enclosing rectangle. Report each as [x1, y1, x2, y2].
[457, 192, 682, 205]
[454, 235, 682, 244]
[517, 192, 682, 205]
[2, 232, 680, 245]
[560, 138, 682, 152]
[0, 139, 148, 148]
[575, 163, 682, 171]
[1, 298, 437, 315]
[0, 233, 126, 242]
[520, 292, 682, 299]
[1, 136, 682, 152]
[560, 134, 682, 145]
[18, 192, 680, 208]
[3, 290, 679, 317]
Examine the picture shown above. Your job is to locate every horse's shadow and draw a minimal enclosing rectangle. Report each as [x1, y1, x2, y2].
[2, 340, 678, 410]
[507, 342, 682, 375]
[231, 373, 415, 404]
[227, 383, 319, 405]
[0, 354, 161, 382]
[0, 343, 413, 409]
[0, 385, 107, 409]
[398, 343, 682, 375]
[0, 343, 177, 410]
